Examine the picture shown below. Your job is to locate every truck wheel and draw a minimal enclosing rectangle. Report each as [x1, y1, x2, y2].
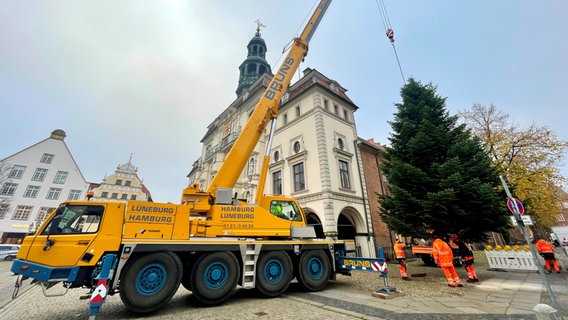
[120, 252, 182, 313]
[256, 250, 293, 297]
[422, 255, 435, 266]
[181, 266, 191, 291]
[190, 252, 239, 305]
[296, 250, 331, 291]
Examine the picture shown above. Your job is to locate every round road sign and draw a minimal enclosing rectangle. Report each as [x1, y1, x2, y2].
[507, 198, 524, 215]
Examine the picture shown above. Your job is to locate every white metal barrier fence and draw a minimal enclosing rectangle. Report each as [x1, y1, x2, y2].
[484, 250, 539, 271]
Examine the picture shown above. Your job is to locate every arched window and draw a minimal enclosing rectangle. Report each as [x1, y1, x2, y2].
[246, 63, 256, 74]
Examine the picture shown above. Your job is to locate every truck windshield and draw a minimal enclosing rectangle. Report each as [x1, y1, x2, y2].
[41, 205, 104, 235]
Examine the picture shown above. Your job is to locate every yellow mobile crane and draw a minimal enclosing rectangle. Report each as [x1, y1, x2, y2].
[11, 1, 389, 318]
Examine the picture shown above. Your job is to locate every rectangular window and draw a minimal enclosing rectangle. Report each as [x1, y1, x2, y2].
[324, 99, 329, 110]
[116, 179, 122, 186]
[334, 104, 339, 115]
[121, 194, 128, 200]
[101, 192, 108, 198]
[12, 205, 33, 220]
[0, 204, 9, 219]
[295, 106, 301, 118]
[9, 165, 26, 179]
[24, 185, 41, 198]
[40, 153, 54, 164]
[68, 190, 82, 200]
[283, 114, 288, 125]
[46, 187, 62, 200]
[0, 183, 17, 196]
[293, 162, 305, 192]
[32, 168, 48, 181]
[53, 171, 68, 184]
[343, 109, 349, 121]
[111, 193, 118, 199]
[125, 181, 131, 186]
[130, 195, 137, 200]
[339, 160, 351, 189]
[37, 207, 55, 223]
[272, 170, 282, 195]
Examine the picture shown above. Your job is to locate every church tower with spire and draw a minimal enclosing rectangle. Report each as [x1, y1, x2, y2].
[235, 21, 272, 96]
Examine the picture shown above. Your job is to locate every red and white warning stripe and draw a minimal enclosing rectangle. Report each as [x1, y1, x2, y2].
[371, 261, 387, 272]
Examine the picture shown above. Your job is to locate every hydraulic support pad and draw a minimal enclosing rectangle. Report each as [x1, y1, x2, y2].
[89, 254, 117, 319]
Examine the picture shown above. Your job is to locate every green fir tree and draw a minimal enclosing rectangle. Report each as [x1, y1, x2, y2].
[379, 79, 508, 242]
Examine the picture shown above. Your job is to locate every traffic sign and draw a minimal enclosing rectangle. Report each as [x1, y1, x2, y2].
[507, 198, 524, 215]
[510, 215, 533, 226]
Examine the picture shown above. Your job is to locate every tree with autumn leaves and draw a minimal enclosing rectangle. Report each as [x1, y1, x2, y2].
[379, 79, 509, 242]
[460, 103, 568, 227]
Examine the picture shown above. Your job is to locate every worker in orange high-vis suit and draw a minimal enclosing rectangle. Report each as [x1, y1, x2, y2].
[451, 235, 478, 282]
[393, 238, 410, 280]
[536, 239, 561, 273]
[432, 235, 463, 287]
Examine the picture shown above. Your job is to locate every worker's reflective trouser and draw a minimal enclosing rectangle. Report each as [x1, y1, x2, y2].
[463, 256, 477, 280]
[397, 258, 407, 278]
[542, 253, 560, 272]
[441, 266, 462, 286]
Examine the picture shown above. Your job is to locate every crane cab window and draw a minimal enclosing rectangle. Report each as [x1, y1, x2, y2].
[42, 205, 104, 235]
[270, 201, 302, 221]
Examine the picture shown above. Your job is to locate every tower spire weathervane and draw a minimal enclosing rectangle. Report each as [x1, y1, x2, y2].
[255, 19, 266, 34]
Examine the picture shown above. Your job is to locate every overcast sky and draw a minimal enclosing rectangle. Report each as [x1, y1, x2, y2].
[1, 1, 567, 203]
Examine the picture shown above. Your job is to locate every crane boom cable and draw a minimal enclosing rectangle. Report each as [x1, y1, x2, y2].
[374, 0, 406, 84]
[376, 0, 392, 29]
[391, 43, 406, 84]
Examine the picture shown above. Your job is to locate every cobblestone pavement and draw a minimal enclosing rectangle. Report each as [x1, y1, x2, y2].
[0, 249, 566, 320]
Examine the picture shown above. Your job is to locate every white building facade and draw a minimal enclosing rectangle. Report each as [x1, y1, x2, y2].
[187, 30, 375, 257]
[0, 130, 89, 243]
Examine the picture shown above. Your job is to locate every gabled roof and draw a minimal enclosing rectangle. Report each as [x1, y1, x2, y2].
[1, 129, 88, 183]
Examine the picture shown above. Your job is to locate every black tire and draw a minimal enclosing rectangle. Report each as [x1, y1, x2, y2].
[453, 257, 464, 267]
[5, 255, 14, 261]
[256, 250, 293, 297]
[119, 252, 182, 313]
[190, 252, 239, 305]
[181, 272, 191, 291]
[296, 250, 331, 291]
[421, 255, 435, 266]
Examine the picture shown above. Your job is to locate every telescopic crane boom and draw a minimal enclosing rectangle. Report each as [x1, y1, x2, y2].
[204, 0, 332, 198]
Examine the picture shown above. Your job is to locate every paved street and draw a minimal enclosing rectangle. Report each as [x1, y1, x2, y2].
[0, 261, 32, 308]
[0, 252, 566, 320]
